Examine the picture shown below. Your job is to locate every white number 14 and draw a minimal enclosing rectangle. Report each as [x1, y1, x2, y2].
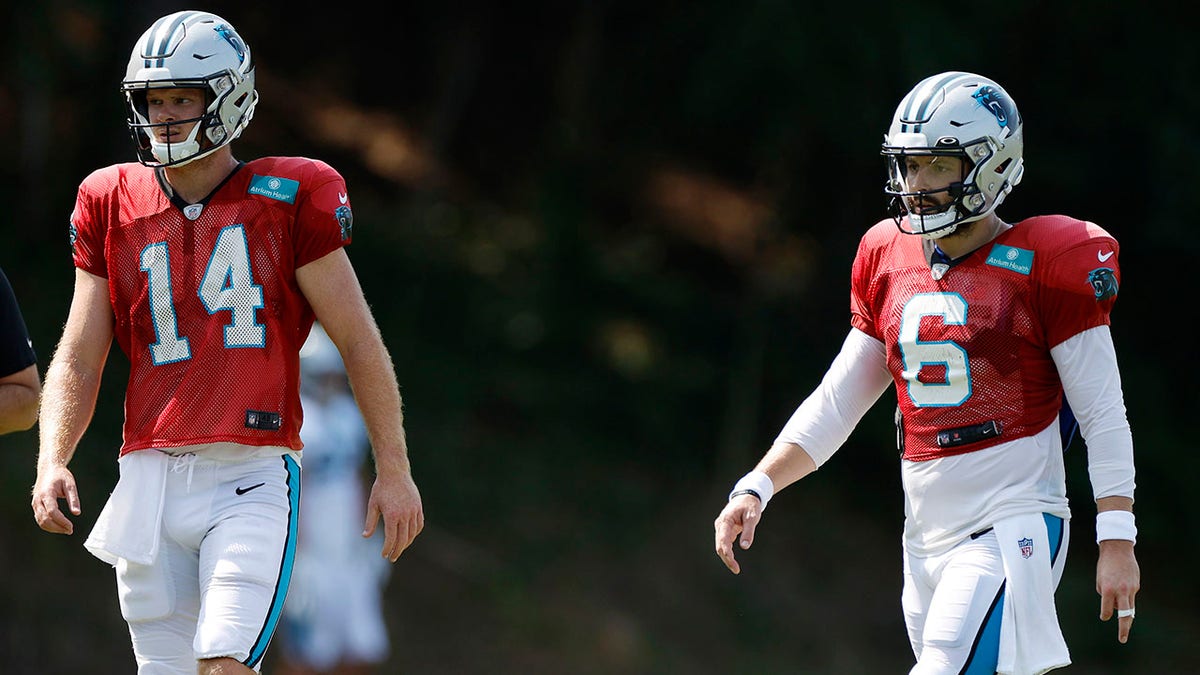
[139, 224, 266, 365]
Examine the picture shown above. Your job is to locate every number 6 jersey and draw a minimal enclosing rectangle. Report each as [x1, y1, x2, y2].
[69, 157, 353, 455]
[850, 214, 1120, 463]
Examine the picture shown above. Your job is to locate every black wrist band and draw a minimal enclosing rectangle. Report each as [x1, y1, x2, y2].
[729, 488, 761, 502]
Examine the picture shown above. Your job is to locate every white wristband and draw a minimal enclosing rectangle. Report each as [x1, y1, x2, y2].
[1095, 510, 1137, 544]
[729, 471, 775, 511]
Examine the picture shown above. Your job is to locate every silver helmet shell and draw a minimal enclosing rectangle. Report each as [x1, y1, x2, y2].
[882, 72, 1024, 239]
[121, 11, 258, 167]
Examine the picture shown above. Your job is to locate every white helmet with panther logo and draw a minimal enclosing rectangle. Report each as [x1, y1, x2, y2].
[882, 72, 1024, 239]
[122, 10, 258, 167]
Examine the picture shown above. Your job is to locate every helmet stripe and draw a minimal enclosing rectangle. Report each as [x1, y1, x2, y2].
[902, 72, 969, 133]
[142, 11, 201, 68]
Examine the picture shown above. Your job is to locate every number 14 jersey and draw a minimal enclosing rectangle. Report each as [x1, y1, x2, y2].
[70, 157, 352, 455]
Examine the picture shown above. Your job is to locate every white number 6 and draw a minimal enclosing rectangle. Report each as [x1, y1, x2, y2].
[898, 292, 971, 407]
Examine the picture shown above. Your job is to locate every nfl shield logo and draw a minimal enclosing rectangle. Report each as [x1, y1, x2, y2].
[1018, 537, 1034, 559]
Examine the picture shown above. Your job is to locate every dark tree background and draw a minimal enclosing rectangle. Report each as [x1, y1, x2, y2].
[0, 2, 1194, 673]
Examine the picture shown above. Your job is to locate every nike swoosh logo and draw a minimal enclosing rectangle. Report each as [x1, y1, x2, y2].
[235, 482, 266, 495]
[1098, 250, 1114, 262]
[193, 53, 215, 60]
[338, 192, 349, 204]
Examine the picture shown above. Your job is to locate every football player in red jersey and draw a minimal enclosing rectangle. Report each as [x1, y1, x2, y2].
[714, 72, 1139, 674]
[30, 11, 423, 674]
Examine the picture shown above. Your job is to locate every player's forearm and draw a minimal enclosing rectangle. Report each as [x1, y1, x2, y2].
[1097, 495, 1133, 513]
[36, 357, 102, 471]
[754, 441, 818, 493]
[774, 328, 890, 467]
[342, 339, 411, 476]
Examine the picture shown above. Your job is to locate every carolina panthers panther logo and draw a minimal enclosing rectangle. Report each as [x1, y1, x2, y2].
[972, 85, 1016, 129]
[335, 205, 353, 241]
[215, 25, 247, 64]
[1088, 267, 1119, 300]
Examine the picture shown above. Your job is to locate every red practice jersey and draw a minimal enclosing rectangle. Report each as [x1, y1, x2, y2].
[70, 157, 353, 454]
[850, 215, 1120, 462]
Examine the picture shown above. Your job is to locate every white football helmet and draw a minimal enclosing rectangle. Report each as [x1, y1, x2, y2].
[121, 11, 258, 167]
[882, 72, 1024, 239]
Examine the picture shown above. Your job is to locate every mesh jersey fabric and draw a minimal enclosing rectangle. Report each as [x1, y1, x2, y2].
[69, 157, 352, 453]
[850, 215, 1119, 462]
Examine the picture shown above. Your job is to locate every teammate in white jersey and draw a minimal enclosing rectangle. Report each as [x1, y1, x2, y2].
[713, 72, 1139, 674]
[275, 323, 392, 674]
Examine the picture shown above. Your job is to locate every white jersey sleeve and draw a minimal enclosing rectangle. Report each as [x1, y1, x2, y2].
[1050, 325, 1136, 501]
[774, 327, 892, 467]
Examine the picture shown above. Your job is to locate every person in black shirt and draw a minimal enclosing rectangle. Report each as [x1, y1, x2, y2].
[0, 264, 39, 434]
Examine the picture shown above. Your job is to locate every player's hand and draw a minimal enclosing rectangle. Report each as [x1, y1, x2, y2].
[363, 468, 424, 562]
[714, 494, 764, 575]
[1096, 539, 1140, 644]
[31, 464, 82, 535]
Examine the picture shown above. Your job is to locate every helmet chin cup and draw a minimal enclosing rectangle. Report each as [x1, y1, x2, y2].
[148, 120, 207, 167]
[906, 207, 960, 239]
[150, 139, 200, 166]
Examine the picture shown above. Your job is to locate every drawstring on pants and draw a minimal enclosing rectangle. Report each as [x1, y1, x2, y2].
[170, 452, 198, 491]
